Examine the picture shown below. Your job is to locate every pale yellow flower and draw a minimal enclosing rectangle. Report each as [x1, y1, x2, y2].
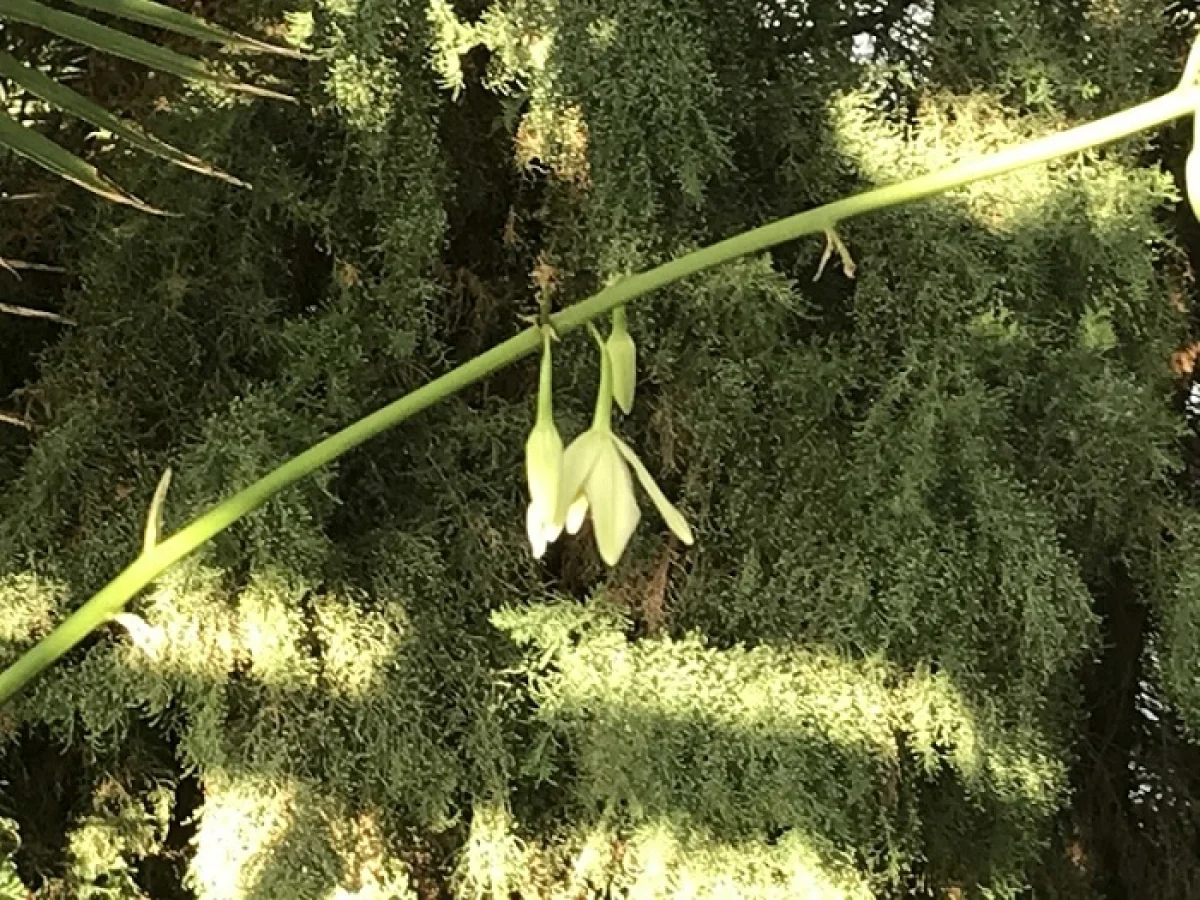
[556, 332, 693, 566]
[525, 327, 564, 558]
[606, 305, 637, 414]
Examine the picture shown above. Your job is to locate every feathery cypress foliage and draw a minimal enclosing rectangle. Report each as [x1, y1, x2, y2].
[2, 0, 1199, 897]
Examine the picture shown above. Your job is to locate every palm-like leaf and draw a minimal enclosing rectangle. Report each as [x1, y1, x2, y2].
[0, 51, 246, 185]
[64, 0, 308, 58]
[0, 0, 299, 209]
[0, 105, 161, 210]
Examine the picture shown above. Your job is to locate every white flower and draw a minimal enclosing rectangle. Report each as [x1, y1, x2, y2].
[525, 327, 564, 558]
[558, 429, 693, 566]
[556, 333, 693, 566]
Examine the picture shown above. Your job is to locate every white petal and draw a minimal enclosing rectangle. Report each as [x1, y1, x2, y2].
[526, 503, 563, 559]
[1189, 148, 1200, 221]
[557, 431, 605, 525]
[527, 504, 549, 558]
[566, 495, 589, 535]
[613, 436, 694, 545]
[586, 440, 641, 566]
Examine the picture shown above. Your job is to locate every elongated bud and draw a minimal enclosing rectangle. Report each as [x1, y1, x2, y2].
[525, 328, 564, 557]
[606, 306, 637, 414]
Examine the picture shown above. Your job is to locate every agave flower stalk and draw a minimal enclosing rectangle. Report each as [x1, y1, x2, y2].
[1, 81, 1197, 701]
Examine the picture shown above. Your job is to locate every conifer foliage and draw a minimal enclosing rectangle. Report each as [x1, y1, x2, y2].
[3, 0, 1200, 897]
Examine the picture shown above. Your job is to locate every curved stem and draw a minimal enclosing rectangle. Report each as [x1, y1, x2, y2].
[1, 85, 1197, 704]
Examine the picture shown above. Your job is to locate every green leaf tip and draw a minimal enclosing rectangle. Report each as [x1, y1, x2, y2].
[65, 0, 313, 60]
[0, 108, 166, 213]
[0, 51, 248, 187]
[143, 467, 173, 554]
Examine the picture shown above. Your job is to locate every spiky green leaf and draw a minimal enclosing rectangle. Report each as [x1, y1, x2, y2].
[0, 302, 74, 325]
[65, 0, 310, 58]
[0, 0, 290, 99]
[0, 51, 245, 185]
[0, 107, 161, 211]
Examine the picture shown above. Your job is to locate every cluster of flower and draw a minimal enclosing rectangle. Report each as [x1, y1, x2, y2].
[524, 308, 694, 565]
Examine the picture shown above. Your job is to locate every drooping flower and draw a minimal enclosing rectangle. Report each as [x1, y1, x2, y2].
[525, 326, 564, 558]
[557, 329, 693, 566]
[606, 305, 637, 414]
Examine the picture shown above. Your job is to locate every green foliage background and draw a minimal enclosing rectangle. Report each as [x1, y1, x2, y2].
[4, 0, 1200, 897]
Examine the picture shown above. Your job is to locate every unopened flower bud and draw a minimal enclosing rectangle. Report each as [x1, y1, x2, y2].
[606, 306, 637, 415]
[525, 327, 565, 558]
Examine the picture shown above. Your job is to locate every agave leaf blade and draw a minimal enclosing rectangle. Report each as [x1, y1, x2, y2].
[0, 301, 75, 324]
[0, 107, 162, 212]
[0, 52, 246, 184]
[0, 0, 291, 98]
[65, 0, 310, 58]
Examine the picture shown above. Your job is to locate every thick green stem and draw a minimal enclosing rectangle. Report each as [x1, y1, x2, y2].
[1, 85, 1196, 704]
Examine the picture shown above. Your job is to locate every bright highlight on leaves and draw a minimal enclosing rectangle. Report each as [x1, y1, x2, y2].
[109, 612, 163, 657]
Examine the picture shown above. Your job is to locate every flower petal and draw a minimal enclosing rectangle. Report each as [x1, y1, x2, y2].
[525, 422, 564, 514]
[586, 440, 641, 566]
[557, 430, 605, 525]
[566, 495, 589, 535]
[526, 503, 549, 558]
[526, 504, 563, 558]
[613, 436, 694, 545]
